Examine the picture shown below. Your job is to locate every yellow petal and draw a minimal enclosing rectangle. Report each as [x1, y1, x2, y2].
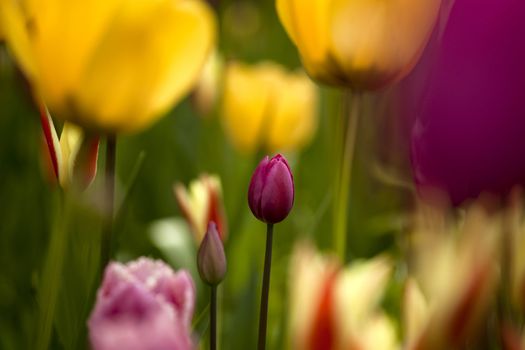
[361, 314, 399, 350]
[221, 62, 277, 153]
[334, 255, 392, 325]
[288, 243, 339, 350]
[267, 71, 318, 152]
[403, 278, 429, 349]
[286, 0, 331, 66]
[0, 0, 37, 79]
[275, 0, 299, 44]
[59, 122, 84, 188]
[329, 0, 441, 89]
[30, 0, 127, 110]
[74, 0, 215, 132]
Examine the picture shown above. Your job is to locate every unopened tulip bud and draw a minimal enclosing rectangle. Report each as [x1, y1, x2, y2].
[197, 222, 227, 286]
[248, 154, 294, 224]
[39, 106, 99, 191]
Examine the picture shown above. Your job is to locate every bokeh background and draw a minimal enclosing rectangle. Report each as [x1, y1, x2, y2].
[4, 0, 524, 349]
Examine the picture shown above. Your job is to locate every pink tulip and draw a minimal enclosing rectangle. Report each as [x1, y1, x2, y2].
[88, 258, 195, 350]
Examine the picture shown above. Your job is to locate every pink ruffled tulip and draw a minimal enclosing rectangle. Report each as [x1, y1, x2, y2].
[88, 258, 195, 350]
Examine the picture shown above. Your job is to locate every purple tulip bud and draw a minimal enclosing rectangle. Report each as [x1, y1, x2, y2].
[248, 154, 294, 224]
[197, 222, 227, 285]
[88, 258, 195, 350]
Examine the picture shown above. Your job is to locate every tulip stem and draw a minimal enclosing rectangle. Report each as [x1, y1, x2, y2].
[210, 285, 217, 350]
[101, 134, 117, 274]
[35, 192, 70, 350]
[334, 91, 361, 261]
[258, 223, 274, 350]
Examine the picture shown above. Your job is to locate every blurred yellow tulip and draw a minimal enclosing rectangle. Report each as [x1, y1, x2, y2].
[0, 0, 215, 132]
[276, 0, 441, 90]
[222, 61, 318, 154]
[289, 242, 398, 350]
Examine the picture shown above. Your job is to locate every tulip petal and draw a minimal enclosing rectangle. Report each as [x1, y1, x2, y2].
[30, 0, 127, 109]
[248, 156, 270, 220]
[267, 72, 318, 152]
[0, 0, 37, 79]
[329, 0, 440, 89]
[259, 156, 294, 223]
[59, 122, 83, 188]
[76, 0, 215, 131]
[222, 62, 277, 152]
[287, 0, 331, 66]
[275, 0, 299, 44]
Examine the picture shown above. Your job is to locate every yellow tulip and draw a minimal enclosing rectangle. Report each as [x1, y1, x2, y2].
[222, 61, 318, 153]
[276, 0, 441, 90]
[0, 0, 215, 132]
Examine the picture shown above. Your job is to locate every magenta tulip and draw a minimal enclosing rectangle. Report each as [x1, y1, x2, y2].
[248, 154, 294, 224]
[410, 0, 525, 205]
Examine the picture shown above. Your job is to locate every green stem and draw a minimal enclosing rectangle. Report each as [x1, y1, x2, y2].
[210, 285, 217, 350]
[258, 223, 274, 350]
[35, 192, 70, 350]
[101, 134, 117, 274]
[333, 91, 361, 261]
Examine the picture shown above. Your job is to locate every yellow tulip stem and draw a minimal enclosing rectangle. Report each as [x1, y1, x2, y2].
[334, 90, 361, 261]
[101, 134, 117, 274]
[35, 191, 70, 350]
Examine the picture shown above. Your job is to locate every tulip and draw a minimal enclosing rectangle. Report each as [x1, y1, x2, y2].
[248, 154, 294, 225]
[276, 0, 441, 90]
[88, 257, 195, 350]
[197, 222, 226, 350]
[40, 106, 99, 190]
[0, 0, 215, 132]
[174, 174, 227, 243]
[289, 243, 398, 350]
[410, 0, 525, 205]
[248, 154, 294, 349]
[405, 203, 499, 350]
[197, 222, 227, 286]
[222, 61, 318, 153]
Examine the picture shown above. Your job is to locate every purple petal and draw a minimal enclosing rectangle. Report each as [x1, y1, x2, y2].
[248, 156, 270, 220]
[260, 155, 294, 223]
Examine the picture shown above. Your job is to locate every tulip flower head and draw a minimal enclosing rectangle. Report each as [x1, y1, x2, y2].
[174, 174, 227, 243]
[248, 154, 294, 224]
[404, 202, 499, 350]
[276, 0, 441, 90]
[88, 258, 195, 350]
[40, 106, 99, 190]
[197, 221, 227, 286]
[0, 0, 215, 132]
[289, 243, 398, 350]
[222, 61, 318, 153]
[410, 0, 525, 206]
